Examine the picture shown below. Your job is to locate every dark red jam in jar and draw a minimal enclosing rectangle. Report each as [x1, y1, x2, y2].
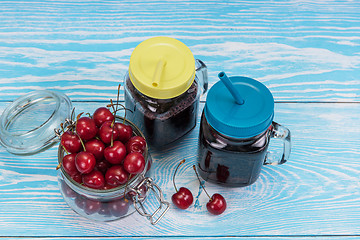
[124, 37, 207, 148]
[125, 75, 199, 147]
[197, 72, 291, 187]
[198, 112, 273, 186]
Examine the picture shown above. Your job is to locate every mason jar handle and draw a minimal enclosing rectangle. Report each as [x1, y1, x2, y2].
[264, 122, 291, 165]
[130, 177, 170, 225]
[195, 59, 208, 95]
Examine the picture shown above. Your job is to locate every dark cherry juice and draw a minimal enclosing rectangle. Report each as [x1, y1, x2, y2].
[197, 112, 272, 187]
[125, 76, 199, 148]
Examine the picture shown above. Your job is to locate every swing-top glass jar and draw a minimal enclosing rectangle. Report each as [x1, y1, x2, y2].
[124, 36, 208, 148]
[197, 72, 291, 187]
[58, 116, 170, 224]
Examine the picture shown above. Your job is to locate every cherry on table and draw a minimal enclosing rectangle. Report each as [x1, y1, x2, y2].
[75, 151, 96, 174]
[206, 193, 227, 215]
[104, 141, 127, 165]
[93, 107, 114, 128]
[171, 159, 193, 210]
[193, 165, 227, 215]
[76, 116, 98, 141]
[123, 152, 145, 174]
[172, 187, 193, 210]
[61, 131, 82, 153]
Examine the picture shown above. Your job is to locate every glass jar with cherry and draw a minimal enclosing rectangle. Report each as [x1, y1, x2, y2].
[57, 106, 169, 224]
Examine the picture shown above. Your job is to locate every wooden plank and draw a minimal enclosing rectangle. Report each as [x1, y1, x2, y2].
[3, 237, 360, 240]
[0, 101, 360, 237]
[0, 0, 359, 102]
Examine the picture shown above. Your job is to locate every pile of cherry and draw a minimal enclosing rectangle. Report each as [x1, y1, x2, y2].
[59, 106, 147, 190]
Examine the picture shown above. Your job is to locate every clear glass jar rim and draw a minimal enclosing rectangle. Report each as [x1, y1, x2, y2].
[0, 90, 72, 155]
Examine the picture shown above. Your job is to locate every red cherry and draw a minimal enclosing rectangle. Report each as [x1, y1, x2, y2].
[82, 170, 105, 189]
[75, 151, 96, 174]
[84, 199, 102, 215]
[114, 123, 133, 143]
[123, 152, 145, 174]
[93, 107, 114, 128]
[71, 172, 82, 184]
[125, 136, 146, 154]
[61, 180, 77, 198]
[62, 153, 79, 177]
[172, 187, 193, 210]
[85, 139, 105, 161]
[75, 195, 86, 209]
[102, 183, 116, 190]
[108, 198, 129, 217]
[76, 117, 98, 141]
[105, 165, 129, 187]
[61, 131, 81, 153]
[206, 193, 227, 215]
[171, 160, 193, 210]
[104, 141, 127, 165]
[193, 165, 226, 215]
[98, 204, 112, 217]
[99, 120, 120, 145]
[95, 159, 111, 175]
[127, 184, 147, 199]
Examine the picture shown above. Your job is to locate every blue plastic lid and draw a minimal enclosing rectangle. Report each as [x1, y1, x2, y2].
[204, 75, 274, 138]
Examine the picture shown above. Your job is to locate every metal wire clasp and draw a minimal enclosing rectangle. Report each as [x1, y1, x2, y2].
[129, 177, 170, 225]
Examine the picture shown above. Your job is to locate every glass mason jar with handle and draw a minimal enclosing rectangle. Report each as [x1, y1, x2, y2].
[124, 36, 208, 148]
[197, 72, 291, 187]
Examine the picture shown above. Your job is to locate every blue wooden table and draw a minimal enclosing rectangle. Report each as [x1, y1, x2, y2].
[1, 0, 360, 239]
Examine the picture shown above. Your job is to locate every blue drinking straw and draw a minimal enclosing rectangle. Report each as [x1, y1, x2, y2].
[218, 72, 245, 105]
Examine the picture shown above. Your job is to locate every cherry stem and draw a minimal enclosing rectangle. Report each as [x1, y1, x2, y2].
[56, 162, 61, 170]
[76, 112, 83, 123]
[70, 107, 76, 121]
[107, 102, 128, 124]
[109, 99, 117, 115]
[75, 132, 86, 151]
[115, 84, 121, 114]
[193, 165, 211, 200]
[62, 145, 69, 155]
[110, 119, 115, 147]
[173, 159, 186, 193]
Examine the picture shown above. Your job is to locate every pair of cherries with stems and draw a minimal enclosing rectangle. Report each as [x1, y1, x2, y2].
[171, 160, 227, 215]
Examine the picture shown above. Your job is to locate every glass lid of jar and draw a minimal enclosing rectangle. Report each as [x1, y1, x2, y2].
[0, 90, 72, 155]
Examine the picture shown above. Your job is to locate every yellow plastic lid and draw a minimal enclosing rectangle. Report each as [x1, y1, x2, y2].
[129, 36, 196, 99]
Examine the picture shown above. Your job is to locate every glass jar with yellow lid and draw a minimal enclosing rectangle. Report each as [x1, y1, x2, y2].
[124, 36, 208, 148]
